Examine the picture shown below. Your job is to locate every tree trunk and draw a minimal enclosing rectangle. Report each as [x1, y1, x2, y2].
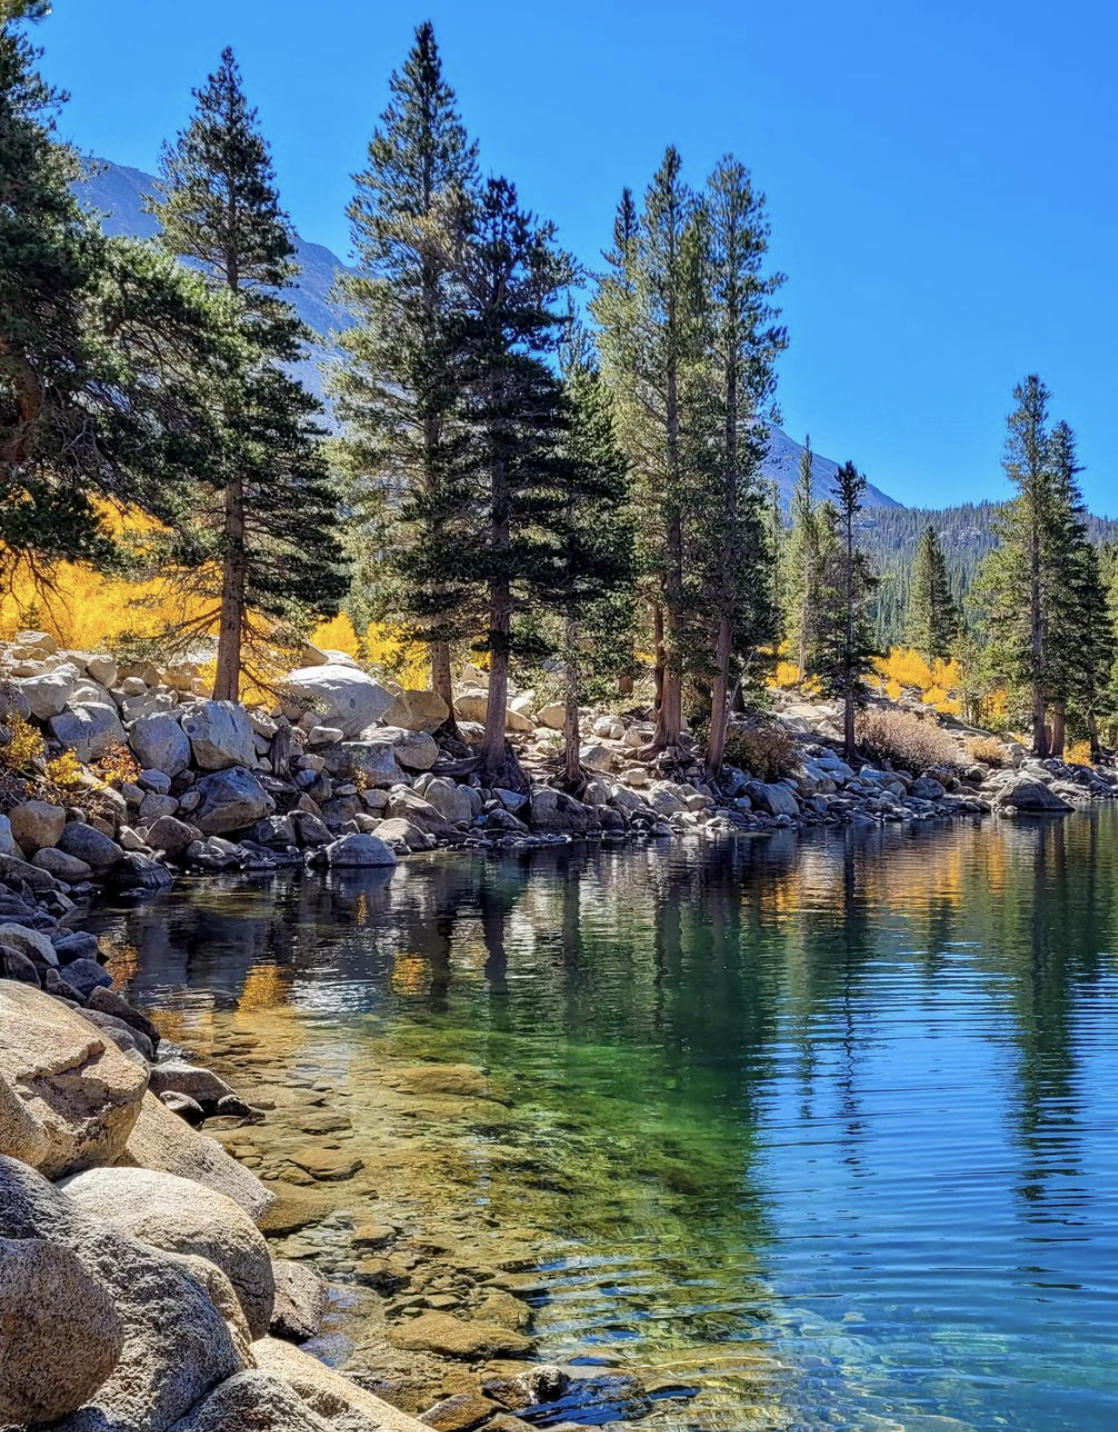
[1050, 700, 1066, 759]
[1032, 690, 1049, 758]
[843, 681, 856, 761]
[213, 474, 246, 702]
[706, 613, 733, 777]
[430, 639, 459, 736]
[1088, 710, 1101, 762]
[563, 616, 581, 787]
[652, 598, 665, 715]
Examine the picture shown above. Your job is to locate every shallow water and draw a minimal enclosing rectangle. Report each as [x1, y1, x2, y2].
[91, 810, 1118, 1431]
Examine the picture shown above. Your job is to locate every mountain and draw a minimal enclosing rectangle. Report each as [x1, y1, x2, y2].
[763, 424, 902, 510]
[77, 161, 907, 509]
[75, 159, 352, 403]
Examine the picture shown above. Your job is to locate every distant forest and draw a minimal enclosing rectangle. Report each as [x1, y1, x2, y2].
[861, 502, 1118, 646]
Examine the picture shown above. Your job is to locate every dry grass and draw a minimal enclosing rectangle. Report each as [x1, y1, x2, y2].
[724, 724, 797, 781]
[856, 707, 961, 773]
[965, 736, 1008, 767]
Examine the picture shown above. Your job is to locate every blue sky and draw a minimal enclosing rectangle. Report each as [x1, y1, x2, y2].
[33, 0, 1118, 513]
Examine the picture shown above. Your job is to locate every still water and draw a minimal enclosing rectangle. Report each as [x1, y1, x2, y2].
[91, 811, 1118, 1431]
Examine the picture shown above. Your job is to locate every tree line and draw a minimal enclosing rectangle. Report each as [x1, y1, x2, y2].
[4, 12, 1118, 781]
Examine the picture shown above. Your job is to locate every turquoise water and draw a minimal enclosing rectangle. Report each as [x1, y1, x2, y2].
[94, 810, 1118, 1431]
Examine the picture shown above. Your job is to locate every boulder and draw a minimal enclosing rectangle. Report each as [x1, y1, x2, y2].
[17, 668, 76, 719]
[994, 777, 1074, 813]
[0, 813, 16, 858]
[530, 788, 598, 834]
[324, 739, 407, 788]
[61, 956, 114, 1000]
[62, 1165, 276, 1339]
[85, 986, 160, 1048]
[49, 700, 126, 761]
[86, 653, 118, 687]
[0, 1155, 250, 1432]
[165, 1370, 336, 1432]
[33, 846, 94, 882]
[386, 788, 454, 834]
[193, 767, 275, 835]
[324, 832, 398, 869]
[419, 776, 476, 827]
[283, 664, 394, 738]
[253, 1338, 426, 1432]
[270, 1258, 329, 1342]
[57, 822, 124, 875]
[455, 690, 534, 732]
[382, 688, 450, 733]
[146, 814, 201, 857]
[0, 981, 147, 1177]
[744, 781, 800, 817]
[0, 851, 60, 893]
[0, 1235, 123, 1426]
[182, 701, 257, 770]
[579, 743, 612, 772]
[129, 712, 192, 778]
[8, 798, 65, 853]
[117, 1090, 275, 1221]
[536, 701, 567, 730]
[149, 1059, 237, 1109]
[361, 724, 440, 771]
[0, 922, 58, 968]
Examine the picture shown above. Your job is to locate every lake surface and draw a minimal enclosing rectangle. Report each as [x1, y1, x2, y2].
[91, 810, 1118, 1432]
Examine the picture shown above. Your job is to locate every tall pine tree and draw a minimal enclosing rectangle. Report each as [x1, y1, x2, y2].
[812, 464, 877, 759]
[334, 22, 478, 724]
[784, 435, 832, 686]
[697, 155, 786, 775]
[152, 48, 344, 698]
[906, 524, 959, 661]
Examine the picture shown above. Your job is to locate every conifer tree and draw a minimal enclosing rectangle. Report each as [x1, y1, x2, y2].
[811, 463, 877, 759]
[784, 435, 832, 685]
[697, 155, 786, 775]
[1, 17, 234, 590]
[152, 48, 345, 698]
[335, 22, 478, 723]
[454, 177, 575, 786]
[550, 340, 634, 785]
[974, 376, 1062, 755]
[593, 147, 705, 752]
[906, 524, 959, 661]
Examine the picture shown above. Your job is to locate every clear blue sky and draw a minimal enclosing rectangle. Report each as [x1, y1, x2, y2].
[32, 0, 1118, 513]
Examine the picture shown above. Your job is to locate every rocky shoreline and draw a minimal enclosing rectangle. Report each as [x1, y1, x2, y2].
[2, 631, 1117, 1429]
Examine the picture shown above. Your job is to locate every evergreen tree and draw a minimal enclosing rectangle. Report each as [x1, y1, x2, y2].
[974, 376, 1063, 756]
[152, 48, 345, 698]
[697, 155, 786, 775]
[784, 435, 833, 685]
[906, 524, 959, 661]
[811, 463, 877, 759]
[593, 147, 705, 752]
[550, 340, 634, 785]
[0, 18, 227, 587]
[454, 177, 575, 786]
[334, 22, 478, 724]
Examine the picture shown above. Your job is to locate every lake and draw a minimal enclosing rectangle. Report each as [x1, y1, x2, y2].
[90, 809, 1118, 1432]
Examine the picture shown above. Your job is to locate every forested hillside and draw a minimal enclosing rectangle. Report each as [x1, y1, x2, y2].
[862, 502, 1118, 645]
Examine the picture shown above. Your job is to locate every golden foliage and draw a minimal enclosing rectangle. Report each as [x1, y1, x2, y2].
[0, 716, 45, 772]
[92, 743, 141, 788]
[872, 648, 962, 715]
[44, 750, 83, 787]
[310, 611, 360, 659]
[1065, 739, 1094, 768]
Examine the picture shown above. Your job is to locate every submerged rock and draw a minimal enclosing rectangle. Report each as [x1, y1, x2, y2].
[270, 1258, 329, 1343]
[387, 1311, 533, 1360]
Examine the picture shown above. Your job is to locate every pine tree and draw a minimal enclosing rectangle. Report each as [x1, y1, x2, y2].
[592, 147, 705, 752]
[906, 524, 959, 661]
[974, 376, 1062, 756]
[1, 18, 231, 589]
[697, 155, 786, 775]
[455, 177, 576, 786]
[152, 48, 345, 698]
[334, 22, 478, 724]
[546, 336, 633, 784]
[784, 435, 833, 685]
[811, 464, 877, 759]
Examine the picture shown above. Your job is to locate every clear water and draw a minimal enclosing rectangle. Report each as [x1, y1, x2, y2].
[91, 810, 1118, 1431]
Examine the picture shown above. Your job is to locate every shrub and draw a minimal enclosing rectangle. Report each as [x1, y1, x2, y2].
[965, 736, 1007, 768]
[92, 743, 141, 787]
[1065, 739, 1094, 768]
[45, 750, 84, 787]
[0, 716, 45, 773]
[856, 707, 961, 773]
[724, 724, 797, 781]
